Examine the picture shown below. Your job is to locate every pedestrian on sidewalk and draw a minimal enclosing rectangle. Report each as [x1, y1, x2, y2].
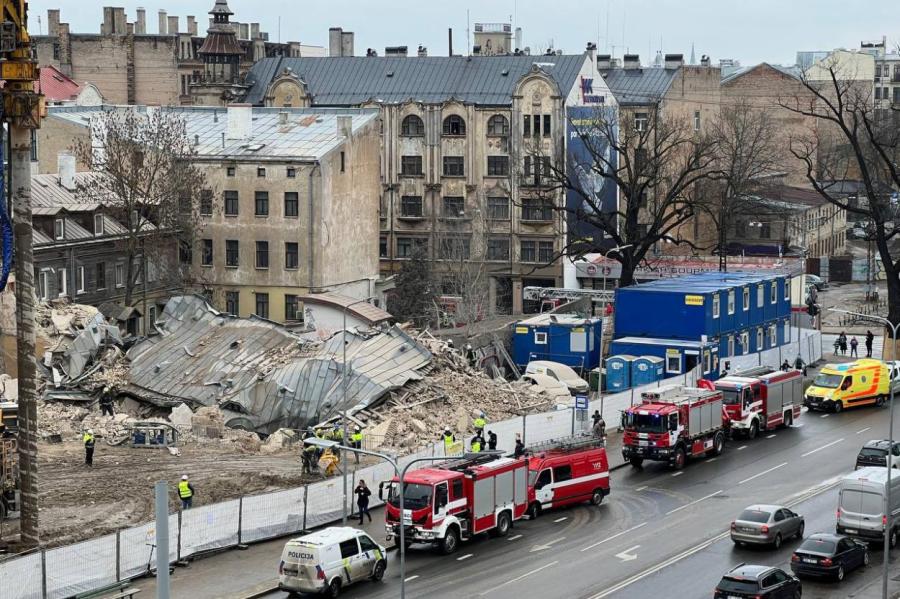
[850, 336, 859, 357]
[794, 356, 806, 377]
[592, 414, 606, 443]
[83, 428, 95, 466]
[178, 475, 195, 510]
[866, 330, 874, 357]
[838, 332, 848, 356]
[592, 410, 602, 428]
[355, 480, 372, 524]
[487, 430, 497, 451]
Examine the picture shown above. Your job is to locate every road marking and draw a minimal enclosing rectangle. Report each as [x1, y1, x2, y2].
[581, 522, 647, 552]
[457, 553, 474, 561]
[665, 490, 723, 515]
[529, 537, 565, 552]
[801, 438, 844, 457]
[739, 462, 788, 485]
[478, 561, 559, 596]
[767, 434, 776, 439]
[737, 445, 748, 451]
[554, 516, 568, 523]
[615, 545, 640, 562]
[508, 534, 522, 541]
[820, 414, 830, 418]
[856, 427, 872, 434]
[404, 575, 419, 582]
[671, 471, 684, 477]
[791, 423, 804, 428]
[634, 486, 647, 492]
[707, 457, 718, 462]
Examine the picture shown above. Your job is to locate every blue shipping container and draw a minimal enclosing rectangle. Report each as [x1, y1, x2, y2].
[512, 314, 603, 372]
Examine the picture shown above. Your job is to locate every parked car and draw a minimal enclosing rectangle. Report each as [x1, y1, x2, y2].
[730, 504, 805, 548]
[521, 373, 572, 402]
[855, 439, 900, 470]
[714, 564, 801, 599]
[524, 360, 590, 395]
[790, 533, 868, 581]
[805, 274, 827, 291]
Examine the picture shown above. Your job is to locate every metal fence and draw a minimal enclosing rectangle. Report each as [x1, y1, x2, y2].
[0, 329, 823, 598]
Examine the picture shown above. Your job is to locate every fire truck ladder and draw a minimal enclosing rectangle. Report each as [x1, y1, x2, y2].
[431, 451, 504, 473]
[727, 366, 774, 378]
[525, 434, 602, 454]
[522, 286, 615, 305]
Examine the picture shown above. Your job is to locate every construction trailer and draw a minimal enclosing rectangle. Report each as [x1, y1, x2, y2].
[511, 313, 603, 374]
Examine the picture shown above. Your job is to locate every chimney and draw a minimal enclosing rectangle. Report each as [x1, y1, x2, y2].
[187, 16, 197, 36]
[700, 54, 711, 67]
[135, 7, 146, 34]
[101, 7, 114, 35]
[515, 27, 523, 52]
[596, 54, 611, 70]
[57, 153, 76, 191]
[417, 45, 427, 57]
[158, 10, 167, 35]
[341, 31, 354, 57]
[623, 54, 640, 70]
[329, 27, 342, 56]
[48, 9, 60, 37]
[227, 104, 253, 140]
[278, 111, 289, 125]
[114, 7, 126, 34]
[385, 46, 408, 57]
[239, 23, 249, 40]
[337, 115, 353, 138]
[585, 42, 597, 64]
[448, 28, 453, 56]
[250, 22, 260, 40]
[168, 15, 179, 35]
[664, 53, 684, 69]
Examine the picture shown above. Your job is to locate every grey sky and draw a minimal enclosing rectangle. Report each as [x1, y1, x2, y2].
[28, 0, 900, 66]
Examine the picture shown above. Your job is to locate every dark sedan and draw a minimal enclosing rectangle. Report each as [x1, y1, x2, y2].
[790, 533, 869, 581]
[714, 564, 801, 598]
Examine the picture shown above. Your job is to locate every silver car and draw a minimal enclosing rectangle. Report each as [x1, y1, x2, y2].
[731, 504, 805, 549]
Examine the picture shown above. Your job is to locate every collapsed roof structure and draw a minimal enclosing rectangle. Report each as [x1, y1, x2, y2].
[125, 295, 432, 434]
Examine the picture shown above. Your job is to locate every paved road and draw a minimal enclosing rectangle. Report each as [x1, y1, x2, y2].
[242, 401, 898, 599]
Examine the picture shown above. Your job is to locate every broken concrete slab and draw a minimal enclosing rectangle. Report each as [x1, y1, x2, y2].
[168, 403, 194, 430]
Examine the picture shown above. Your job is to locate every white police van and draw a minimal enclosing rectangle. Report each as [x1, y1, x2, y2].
[279, 526, 387, 597]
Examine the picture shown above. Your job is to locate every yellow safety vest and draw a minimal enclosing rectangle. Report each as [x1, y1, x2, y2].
[178, 481, 193, 499]
[83, 433, 94, 445]
[474, 417, 486, 429]
[443, 434, 454, 448]
[471, 440, 481, 452]
[351, 432, 363, 443]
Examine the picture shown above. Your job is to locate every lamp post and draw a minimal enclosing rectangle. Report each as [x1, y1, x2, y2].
[304, 437, 471, 599]
[340, 297, 375, 524]
[829, 308, 897, 599]
[600, 244, 632, 307]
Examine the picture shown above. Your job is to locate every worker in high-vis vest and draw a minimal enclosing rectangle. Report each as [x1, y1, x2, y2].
[442, 427, 455, 455]
[178, 474, 195, 510]
[470, 432, 484, 453]
[350, 426, 363, 464]
[83, 429, 95, 466]
[473, 411, 487, 434]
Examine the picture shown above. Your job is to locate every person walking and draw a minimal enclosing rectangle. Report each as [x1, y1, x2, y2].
[98, 386, 115, 417]
[592, 414, 606, 442]
[866, 330, 874, 358]
[487, 430, 498, 451]
[514, 435, 526, 458]
[354, 480, 372, 524]
[794, 355, 807, 377]
[592, 410, 602, 428]
[850, 336, 859, 358]
[838, 332, 848, 356]
[83, 428, 95, 466]
[178, 475, 195, 510]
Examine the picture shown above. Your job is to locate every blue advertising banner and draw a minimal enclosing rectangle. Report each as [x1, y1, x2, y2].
[566, 106, 618, 250]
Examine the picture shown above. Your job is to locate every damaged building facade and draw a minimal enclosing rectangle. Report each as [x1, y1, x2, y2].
[38, 104, 385, 323]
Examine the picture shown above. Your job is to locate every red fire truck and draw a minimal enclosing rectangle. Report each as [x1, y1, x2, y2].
[702, 367, 803, 439]
[526, 435, 610, 518]
[622, 385, 726, 469]
[380, 454, 528, 554]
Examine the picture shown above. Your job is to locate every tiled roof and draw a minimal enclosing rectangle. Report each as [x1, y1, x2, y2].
[600, 67, 679, 105]
[48, 105, 379, 161]
[37, 65, 82, 102]
[243, 54, 588, 106]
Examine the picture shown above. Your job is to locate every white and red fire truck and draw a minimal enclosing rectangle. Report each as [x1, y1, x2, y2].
[381, 454, 528, 554]
[622, 385, 726, 469]
[700, 367, 803, 439]
[526, 435, 610, 518]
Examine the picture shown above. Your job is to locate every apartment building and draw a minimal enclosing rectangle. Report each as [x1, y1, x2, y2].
[37, 105, 383, 323]
[240, 48, 615, 313]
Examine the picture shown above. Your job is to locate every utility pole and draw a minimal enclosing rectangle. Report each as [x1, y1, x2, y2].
[1, 0, 44, 548]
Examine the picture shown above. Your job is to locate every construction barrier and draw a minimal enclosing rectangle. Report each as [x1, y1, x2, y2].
[0, 327, 823, 597]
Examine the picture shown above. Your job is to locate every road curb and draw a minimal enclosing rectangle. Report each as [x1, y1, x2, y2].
[610, 461, 628, 472]
[232, 580, 279, 599]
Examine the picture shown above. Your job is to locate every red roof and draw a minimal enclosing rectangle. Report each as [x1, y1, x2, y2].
[38, 65, 82, 102]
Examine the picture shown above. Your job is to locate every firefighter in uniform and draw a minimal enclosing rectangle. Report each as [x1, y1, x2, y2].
[83, 429, 95, 466]
[442, 427, 455, 455]
[350, 426, 363, 464]
[470, 432, 484, 453]
[178, 475, 195, 509]
[473, 411, 487, 435]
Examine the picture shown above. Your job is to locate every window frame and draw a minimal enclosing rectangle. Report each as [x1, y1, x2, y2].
[285, 242, 299, 270]
[486, 155, 509, 177]
[225, 290, 239, 315]
[286, 167, 296, 178]
[255, 292, 269, 319]
[255, 241, 269, 269]
[534, 331, 548, 345]
[520, 240, 537, 263]
[757, 327, 764, 351]
[400, 155, 423, 176]
[284, 294, 300, 321]
[634, 112, 649, 131]
[487, 114, 510, 136]
[224, 190, 239, 216]
[442, 114, 466, 136]
[486, 237, 510, 262]
[543, 114, 551, 137]
[712, 294, 720, 319]
[400, 114, 425, 136]
[770, 281, 777, 304]
[727, 289, 735, 314]
[284, 192, 299, 218]
[115, 262, 125, 287]
[442, 155, 465, 177]
[442, 196, 465, 218]
[257, 166, 266, 178]
[76, 265, 85, 294]
[487, 196, 510, 220]
[400, 195, 424, 218]
[96, 262, 106, 290]
[225, 239, 239, 268]
[94, 213, 104, 235]
[254, 191, 269, 217]
[743, 287, 750, 311]
[201, 239, 213, 267]
[54, 218, 64, 240]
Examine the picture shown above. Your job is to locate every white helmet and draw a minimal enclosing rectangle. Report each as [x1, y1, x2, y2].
[87, 429, 94, 434]
[181, 475, 189, 481]
[354, 425, 361, 431]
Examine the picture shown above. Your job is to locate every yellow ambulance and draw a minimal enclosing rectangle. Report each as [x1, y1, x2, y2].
[804, 359, 891, 413]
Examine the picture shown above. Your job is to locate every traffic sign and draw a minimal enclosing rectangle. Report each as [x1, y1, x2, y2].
[575, 395, 588, 410]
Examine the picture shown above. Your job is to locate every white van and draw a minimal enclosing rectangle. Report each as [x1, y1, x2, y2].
[524, 360, 589, 395]
[279, 526, 387, 597]
[837, 467, 900, 548]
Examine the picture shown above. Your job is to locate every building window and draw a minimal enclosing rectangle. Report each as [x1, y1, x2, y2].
[57, 268, 67, 297]
[379, 236, 388, 258]
[486, 237, 510, 261]
[784, 319, 791, 343]
[757, 284, 763, 307]
[769, 324, 777, 346]
[743, 287, 750, 311]
[224, 190, 239, 216]
[760, 222, 771, 239]
[522, 198, 553, 221]
[225, 240, 239, 267]
[92, 213, 104, 235]
[225, 291, 239, 315]
[54, 219, 64, 240]
[286, 167, 296, 178]
[538, 241, 554, 263]
[400, 155, 423, 176]
[401, 115, 425, 136]
[442, 115, 466, 136]
[201, 239, 213, 266]
[487, 114, 509, 136]
[199, 190, 213, 216]
[257, 167, 266, 178]
[727, 335, 735, 357]
[694, 110, 701, 131]
[397, 237, 427, 258]
[520, 240, 537, 262]
[340, 151, 345, 173]
[757, 327, 764, 351]
[285, 242, 299, 269]
[255, 293, 269, 319]
[727, 289, 735, 314]
[38, 270, 48, 301]
[285, 294, 300, 321]
[284, 192, 299, 217]
[115, 262, 125, 287]
[712, 295, 720, 319]
[255, 191, 269, 216]
[442, 196, 465, 217]
[523, 115, 531, 137]
[534, 331, 548, 345]
[439, 236, 471, 260]
[523, 156, 552, 185]
[770, 281, 777, 304]
[400, 195, 423, 217]
[741, 331, 749, 349]
[255, 241, 269, 268]
[443, 156, 465, 177]
[77, 266, 85, 294]
[487, 155, 509, 176]
[96, 262, 106, 290]
[179, 241, 193, 265]
[634, 112, 649, 131]
[226, 166, 236, 177]
[784, 277, 791, 300]
[487, 196, 510, 220]
[543, 114, 551, 137]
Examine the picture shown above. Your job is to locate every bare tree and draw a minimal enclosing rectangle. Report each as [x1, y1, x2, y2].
[72, 109, 212, 307]
[433, 216, 493, 329]
[531, 106, 720, 287]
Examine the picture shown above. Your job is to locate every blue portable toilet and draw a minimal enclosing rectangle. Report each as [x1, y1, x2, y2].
[606, 355, 635, 391]
[631, 356, 664, 386]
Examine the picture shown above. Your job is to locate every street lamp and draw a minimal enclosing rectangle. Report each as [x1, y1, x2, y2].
[600, 244, 632, 303]
[340, 297, 376, 524]
[829, 307, 896, 599]
[304, 437, 470, 599]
